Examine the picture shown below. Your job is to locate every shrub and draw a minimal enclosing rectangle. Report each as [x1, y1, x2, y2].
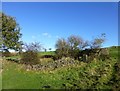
[110, 61, 120, 90]
[20, 42, 41, 65]
[55, 38, 69, 58]
[99, 48, 110, 60]
[60, 58, 116, 89]
[21, 51, 39, 65]
[2, 51, 11, 57]
[7, 58, 20, 63]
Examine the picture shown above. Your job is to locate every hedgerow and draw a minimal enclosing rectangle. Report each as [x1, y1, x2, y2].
[57, 58, 117, 89]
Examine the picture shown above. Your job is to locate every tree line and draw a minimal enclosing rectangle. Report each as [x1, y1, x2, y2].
[55, 34, 106, 59]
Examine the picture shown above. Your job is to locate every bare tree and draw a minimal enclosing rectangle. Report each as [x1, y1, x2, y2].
[23, 42, 42, 52]
[68, 35, 81, 50]
[67, 35, 84, 58]
[68, 35, 89, 50]
[55, 38, 69, 57]
[90, 33, 106, 49]
[55, 35, 89, 59]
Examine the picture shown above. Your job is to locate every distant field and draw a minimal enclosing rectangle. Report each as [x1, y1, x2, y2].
[38, 51, 55, 56]
[5, 51, 55, 60]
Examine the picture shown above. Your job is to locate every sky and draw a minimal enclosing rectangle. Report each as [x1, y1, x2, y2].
[2, 2, 118, 51]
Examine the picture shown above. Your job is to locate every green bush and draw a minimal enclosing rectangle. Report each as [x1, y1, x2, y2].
[21, 51, 39, 65]
[110, 61, 120, 90]
[59, 58, 117, 89]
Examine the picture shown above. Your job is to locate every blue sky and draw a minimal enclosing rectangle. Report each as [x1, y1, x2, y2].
[2, 2, 118, 51]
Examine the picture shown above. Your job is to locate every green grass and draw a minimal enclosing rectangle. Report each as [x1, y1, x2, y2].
[2, 59, 80, 89]
[5, 51, 55, 59]
[2, 46, 119, 89]
[2, 58, 117, 89]
[108, 46, 119, 59]
[38, 51, 55, 56]
[5, 55, 20, 59]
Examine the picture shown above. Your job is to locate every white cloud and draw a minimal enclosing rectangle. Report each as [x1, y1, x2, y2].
[42, 32, 52, 38]
[42, 33, 49, 36]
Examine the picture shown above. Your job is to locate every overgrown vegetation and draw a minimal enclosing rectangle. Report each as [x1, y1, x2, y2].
[2, 46, 119, 90]
[21, 51, 39, 65]
[20, 42, 41, 65]
[55, 34, 107, 61]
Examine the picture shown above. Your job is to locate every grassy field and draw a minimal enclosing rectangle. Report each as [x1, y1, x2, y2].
[1, 46, 119, 89]
[5, 51, 55, 59]
[38, 51, 55, 56]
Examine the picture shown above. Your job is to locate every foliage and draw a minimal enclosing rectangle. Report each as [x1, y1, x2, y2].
[55, 34, 106, 60]
[55, 35, 89, 59]
[110, 61, 120, 90]
[68, 35, 81, 50]
[55, 38, 69, 58]
[68, 35, 88, 50]
[2, 51, 11, 57]
[1, 12, 23, 52]
[2, 51, 19, 57]
[21, 51, 39, 65]
[21, 42, 41, 65]
[79, 48, 110, 62]
[67, 35, 82, 58]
